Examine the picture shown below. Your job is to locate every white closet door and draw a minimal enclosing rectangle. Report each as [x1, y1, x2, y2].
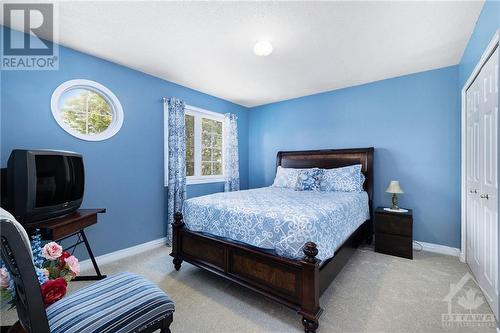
[478, 46, 498, 315]
[466, 46, 499, 317]
[466, 71, 482, 281]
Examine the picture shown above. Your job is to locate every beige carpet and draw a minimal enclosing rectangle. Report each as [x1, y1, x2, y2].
[1, 245, 497, 333]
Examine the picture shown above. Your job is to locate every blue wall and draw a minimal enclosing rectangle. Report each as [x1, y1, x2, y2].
[458, 0, 499, 87]
[247, 0, 498, 249]
[0, 28, 249, 257]
[248, 66, 461, 248]
[2, 0, 498, 256]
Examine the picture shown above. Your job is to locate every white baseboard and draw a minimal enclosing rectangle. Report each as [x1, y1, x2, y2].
[79, 237, 168, 272]
[414, 240, 460, 257]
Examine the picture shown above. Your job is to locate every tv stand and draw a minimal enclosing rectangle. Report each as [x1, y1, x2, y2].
[24, 209, 107, 281]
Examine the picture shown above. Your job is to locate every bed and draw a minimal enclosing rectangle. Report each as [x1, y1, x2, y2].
[171, 148, 374, 333]
[183, 187, 370, 261]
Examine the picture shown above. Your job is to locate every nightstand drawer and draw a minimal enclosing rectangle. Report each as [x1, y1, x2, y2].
[375, 213, 412, 237]
[375, 233, 412, 259]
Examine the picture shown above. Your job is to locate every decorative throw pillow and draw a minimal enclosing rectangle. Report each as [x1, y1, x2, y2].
[320, 164, 365, 192]
[295, 168, 323, 191]
[272, 166, 300, 189]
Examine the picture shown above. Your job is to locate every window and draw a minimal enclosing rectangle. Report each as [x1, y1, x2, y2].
[201, 118, 223, 176]
[184, 106, 224, 184]
[164, 104, 225, 186]
[51, 79, 124, 141]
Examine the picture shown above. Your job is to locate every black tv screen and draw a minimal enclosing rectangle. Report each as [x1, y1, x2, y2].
[5, 150, 84, 223]
[34, 154, 84, 207]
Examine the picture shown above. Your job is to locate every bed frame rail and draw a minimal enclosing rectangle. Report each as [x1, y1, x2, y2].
[171, 212, 323, 332]
[171, 214, 371, 332]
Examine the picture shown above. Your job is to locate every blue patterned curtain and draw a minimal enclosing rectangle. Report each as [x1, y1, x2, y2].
[224, 113, 240, 192]
[166, 98, 186, 243]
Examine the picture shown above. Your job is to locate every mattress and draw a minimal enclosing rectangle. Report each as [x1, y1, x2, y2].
[183, 187, 370, 261]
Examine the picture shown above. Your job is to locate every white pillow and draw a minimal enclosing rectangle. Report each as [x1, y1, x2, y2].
[272, 166, 301, 189]
[320, 164, 365, 192]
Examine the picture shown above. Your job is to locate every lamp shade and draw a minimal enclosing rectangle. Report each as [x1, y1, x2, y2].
[385, 180, 404, 194]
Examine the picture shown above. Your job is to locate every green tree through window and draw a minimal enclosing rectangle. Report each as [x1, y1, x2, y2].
[201, 118, 222, 176]
[185, 114, 195, 176]
[59, 89, 112, 135]
[183, 109, 224, 180]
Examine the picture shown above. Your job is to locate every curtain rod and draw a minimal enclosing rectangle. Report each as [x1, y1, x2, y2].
[162, 100, 236, 120]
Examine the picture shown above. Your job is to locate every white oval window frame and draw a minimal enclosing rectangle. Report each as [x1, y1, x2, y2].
[51, 79, 124, 141]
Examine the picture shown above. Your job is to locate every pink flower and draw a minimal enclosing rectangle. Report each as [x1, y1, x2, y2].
[64, 256, 80, 276]
[0, 268, 10, 289]
[42, 242, 63, 260]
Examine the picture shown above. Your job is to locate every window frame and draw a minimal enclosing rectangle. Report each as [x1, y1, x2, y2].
[164, 104, 225, 186]
[50, 79, 124, 141]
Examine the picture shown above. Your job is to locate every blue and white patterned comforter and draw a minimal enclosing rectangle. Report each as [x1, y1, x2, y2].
[183, 187, 369, 261]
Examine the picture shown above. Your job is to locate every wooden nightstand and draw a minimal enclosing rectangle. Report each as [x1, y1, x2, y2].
[374, 207, 413, 259]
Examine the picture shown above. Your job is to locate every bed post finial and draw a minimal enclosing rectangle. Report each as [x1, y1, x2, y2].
[171, 212, 184, 271]
[302, 318, 319, 333]
[303, 242, 318, 263]
[174, 212, 183, 226]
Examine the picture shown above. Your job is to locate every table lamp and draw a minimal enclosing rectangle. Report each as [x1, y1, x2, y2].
[386, 180, 404, 210]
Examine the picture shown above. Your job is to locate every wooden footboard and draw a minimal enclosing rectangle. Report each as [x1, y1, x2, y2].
[170, 212, 370, 333]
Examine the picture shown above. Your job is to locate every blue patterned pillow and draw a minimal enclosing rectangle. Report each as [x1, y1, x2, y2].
[296, 168, 323, 191]
[272, 166, 301, 189]
[320, 164, 365, 192]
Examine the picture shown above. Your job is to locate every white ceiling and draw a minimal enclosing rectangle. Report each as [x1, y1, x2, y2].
[5, 1, 484, 107]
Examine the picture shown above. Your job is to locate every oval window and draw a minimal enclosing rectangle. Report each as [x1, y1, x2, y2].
[51, 80, 123, 141]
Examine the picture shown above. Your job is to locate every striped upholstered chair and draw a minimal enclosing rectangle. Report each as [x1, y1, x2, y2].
[0, 212, 174, 333]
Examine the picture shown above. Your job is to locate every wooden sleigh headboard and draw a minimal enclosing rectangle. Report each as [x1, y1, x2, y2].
[276, 147, 374, 212]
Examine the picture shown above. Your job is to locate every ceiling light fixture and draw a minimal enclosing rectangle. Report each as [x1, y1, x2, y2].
[253, 40, 273, 57]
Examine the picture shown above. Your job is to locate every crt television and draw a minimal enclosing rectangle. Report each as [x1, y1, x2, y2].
[4, 149, 85, 223]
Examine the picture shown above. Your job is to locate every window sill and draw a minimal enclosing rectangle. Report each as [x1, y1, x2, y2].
[187, 177, 225, 185]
